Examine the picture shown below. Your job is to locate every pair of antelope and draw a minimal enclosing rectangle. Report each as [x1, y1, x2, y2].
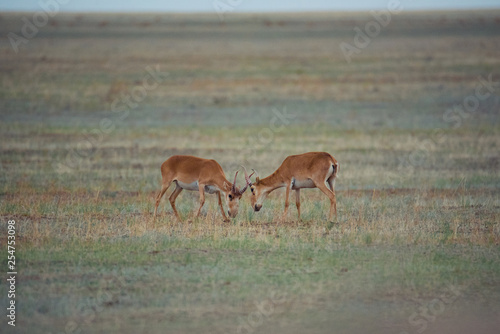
[153, 152, 339, 223]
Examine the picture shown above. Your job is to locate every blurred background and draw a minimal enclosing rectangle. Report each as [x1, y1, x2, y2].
[1, 0, 499, 192]
[1, 1, 499, 333]
[2, 0, 500, 12]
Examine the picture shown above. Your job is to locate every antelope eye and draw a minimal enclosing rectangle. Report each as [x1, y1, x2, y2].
[229, 194, 233, 200]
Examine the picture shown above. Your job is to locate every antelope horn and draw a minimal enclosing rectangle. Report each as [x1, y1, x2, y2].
[252, 168, 259, 178]
[240, 165, 255, 185]
[238, 165, 255, 194]
[232, 170, 239, 193]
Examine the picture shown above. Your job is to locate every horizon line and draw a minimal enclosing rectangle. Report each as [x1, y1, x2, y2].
[1, 6, 500, 14]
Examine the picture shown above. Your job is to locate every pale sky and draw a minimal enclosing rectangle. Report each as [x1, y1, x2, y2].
[1, 0, 499, 12]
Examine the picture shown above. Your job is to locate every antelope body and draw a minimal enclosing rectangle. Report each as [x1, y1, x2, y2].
[246, 152, 339, 221]
[153, 155, 249, 222]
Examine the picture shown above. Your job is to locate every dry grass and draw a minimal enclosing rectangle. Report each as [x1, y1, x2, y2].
[5, 186, 498, 248]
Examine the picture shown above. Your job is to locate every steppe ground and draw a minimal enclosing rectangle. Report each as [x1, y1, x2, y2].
[0, 9, 499, 334]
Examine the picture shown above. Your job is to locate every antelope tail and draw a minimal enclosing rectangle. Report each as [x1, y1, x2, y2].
[332, 162, 339, 179]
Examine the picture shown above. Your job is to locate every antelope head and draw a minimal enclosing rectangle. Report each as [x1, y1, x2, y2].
[226, 168, 253, 218]
[241, 166, 266, 212]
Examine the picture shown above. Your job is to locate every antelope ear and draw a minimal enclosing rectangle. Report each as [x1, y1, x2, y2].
[255, 177, 260, 184]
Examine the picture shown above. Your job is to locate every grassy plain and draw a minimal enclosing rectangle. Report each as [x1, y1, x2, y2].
[0, 10, 500, 334]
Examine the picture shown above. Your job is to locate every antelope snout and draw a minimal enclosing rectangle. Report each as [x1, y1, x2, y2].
[254, 204, 262, 212]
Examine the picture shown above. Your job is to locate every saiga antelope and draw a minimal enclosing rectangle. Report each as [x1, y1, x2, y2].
[244, 152, 339, 221]
[153, 155, 251, 223]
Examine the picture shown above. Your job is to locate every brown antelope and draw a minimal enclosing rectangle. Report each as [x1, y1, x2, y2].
[153, 155, 251, 223]
[243, 152, 339, 221]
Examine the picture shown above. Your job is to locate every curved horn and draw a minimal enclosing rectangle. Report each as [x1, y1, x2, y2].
[240, 165, 255, 185]
[232, 170, 239, 193]
[238, 165, 255, 194]
[251, 169, 259, 178]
